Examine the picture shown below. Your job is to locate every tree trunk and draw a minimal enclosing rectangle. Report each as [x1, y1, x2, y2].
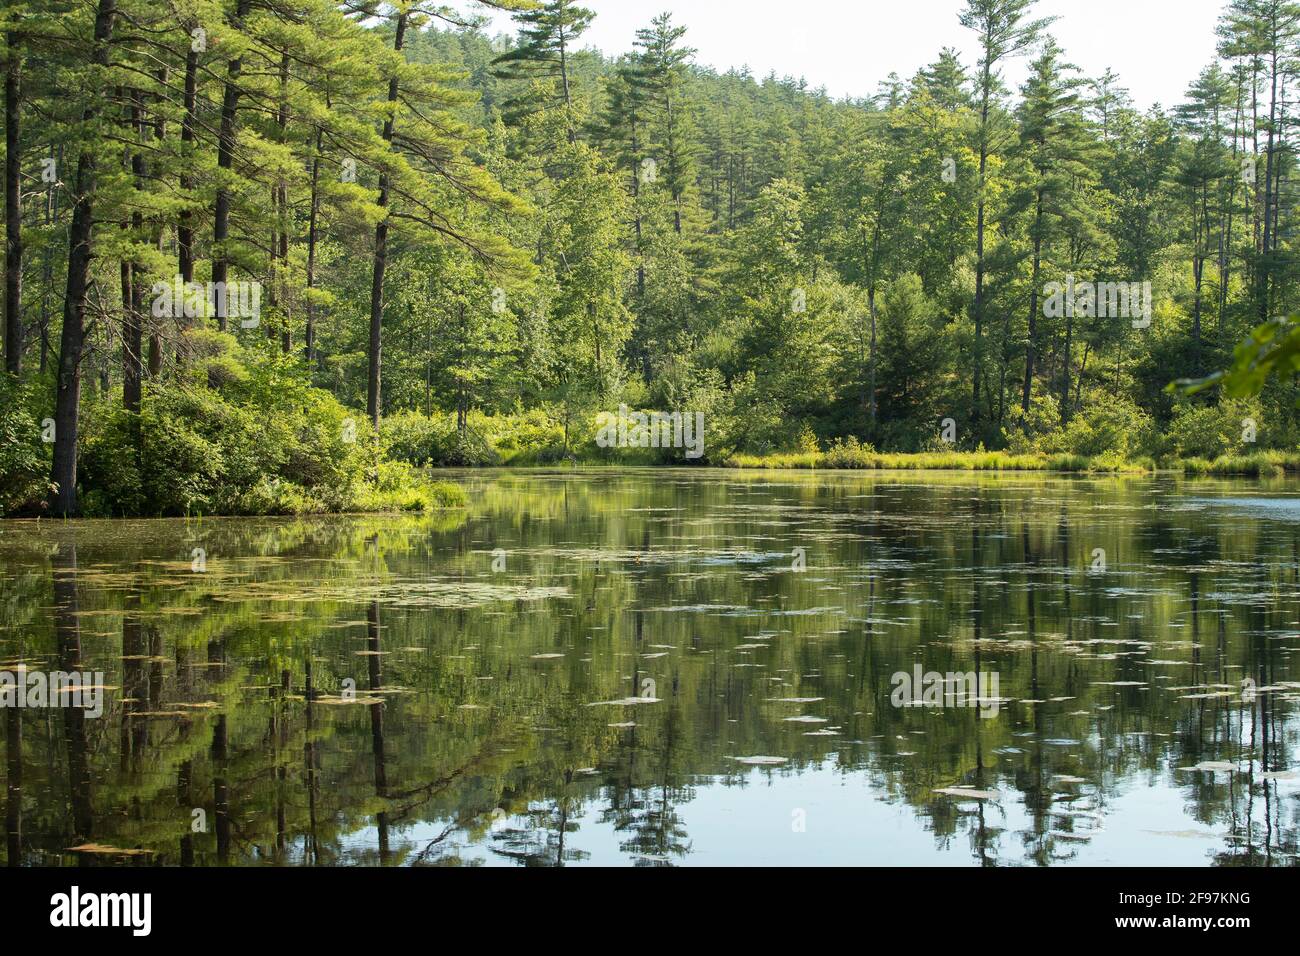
[1022, 191, 1044, 424]
[972, 68, 991, 432]
[1059, 313, 1073, 426]
[1258, 43, 1279, 320]
[148, 68, 166, 376]
[4, 31, 21, 375]
[866, 286, 877, 430]
[121, 88, 144, 413]
[368, 12, 409, 431]
[559, 27, 574, 144]
[275, 51, 290, 353]
[212, 0, 251, 332]
[51, 0, 118, 517]
[304, 127, 321, 363]
[178, 29, 198, 285]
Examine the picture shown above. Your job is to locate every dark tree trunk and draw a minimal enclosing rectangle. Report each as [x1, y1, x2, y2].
[972, 67, 991, 432]
[121, 88, 145, 413]
[1022, 190, 1044, 423]
[305, 127, 321, 363]
[368, 13, 408, 431]
[212, 0, 250, 332]
[50, 0, 118, 517]
[4, 31, 21, 375]
[866, 286, 877, 429]
[274, 50, 290, 353]
[1258, 45, 1279, 321]
[148, 68, 166, 376]
[178, 31, 198, 285]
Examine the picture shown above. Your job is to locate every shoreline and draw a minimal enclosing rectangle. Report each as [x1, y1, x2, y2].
[444, 450, 1300, 478]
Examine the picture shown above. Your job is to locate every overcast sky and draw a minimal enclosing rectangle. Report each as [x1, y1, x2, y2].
[467, 0, 1225, 110]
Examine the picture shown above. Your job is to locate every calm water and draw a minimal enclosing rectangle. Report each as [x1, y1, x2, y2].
[1, 470, 1298, 867]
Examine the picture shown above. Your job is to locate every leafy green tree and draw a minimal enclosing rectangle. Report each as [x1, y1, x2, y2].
[1007, 39, 1097, 422]
[491, 0, 594, 144]
[959, 0, 1054, 435]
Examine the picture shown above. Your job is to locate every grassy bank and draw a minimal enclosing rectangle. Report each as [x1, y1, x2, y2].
[379, 406, 1300, 480]
[722, 450, 1102, 472]
[719, 449, 1300, 477]
[1176, 451, 1300, 478]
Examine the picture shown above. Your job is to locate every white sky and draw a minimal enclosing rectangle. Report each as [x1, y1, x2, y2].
[468, 0, 1226, 110]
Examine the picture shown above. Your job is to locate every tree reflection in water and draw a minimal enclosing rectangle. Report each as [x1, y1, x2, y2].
[0, 471, 1296, 866]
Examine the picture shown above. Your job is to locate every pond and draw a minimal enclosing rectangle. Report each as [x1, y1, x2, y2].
[1, 469, 1298, 866]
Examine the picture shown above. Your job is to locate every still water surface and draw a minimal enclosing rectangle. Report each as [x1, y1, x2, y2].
[1, 470, 1298, 866]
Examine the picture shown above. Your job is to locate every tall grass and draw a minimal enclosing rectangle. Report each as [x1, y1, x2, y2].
[1180, 451, 1300, 477]
[721, 450, 1129, 473]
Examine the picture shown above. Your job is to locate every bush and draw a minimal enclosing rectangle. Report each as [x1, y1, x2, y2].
[382, 411, 502, 467]
[481, 408, 565, 461]
[1003, 393, 1062, 454]
[822, 436, 876, 468]
[1165, 399, 1260, 461]
[0, 376, 52, 515]
[1037, 397, 1159, 460]
[353, 460, 467, 512]
[67, 342, 465, 517]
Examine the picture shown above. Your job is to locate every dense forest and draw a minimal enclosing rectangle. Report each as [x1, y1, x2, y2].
[0, 0, 1298, 518]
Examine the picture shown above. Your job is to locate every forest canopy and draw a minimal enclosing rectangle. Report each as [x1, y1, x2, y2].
[0, 0, 1297, 516]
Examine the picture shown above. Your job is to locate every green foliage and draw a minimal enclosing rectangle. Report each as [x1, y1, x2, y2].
[722, 448, 1106, 472]
[1175, 314, 1300, 401]
[7, 0, 1299, 514]
[1165, 398, 1261, 460]
[1033, 396, 1160, 460]
[822, 436, 878, 468]
[0, 376, 52, 515]
[382, 412, 502, 468]
[73, 363, 460, 517]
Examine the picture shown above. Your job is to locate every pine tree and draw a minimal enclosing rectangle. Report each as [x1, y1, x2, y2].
[635, 13, 697, 234]
[491, 0, 594, 144]
[1009, 39, 1096, 420]
[958, 0, 1054, 435]
[50, 0, 121, 516]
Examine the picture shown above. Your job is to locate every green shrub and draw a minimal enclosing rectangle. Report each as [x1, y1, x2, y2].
[1038, 397, 1159, 460]
[351, 461, 467, 512]
[822, 436, 876, 468]
[70, 349, 464, 517]
[481, 408, 565, 461]
[0, 376, 52, 515]
[1165, 399, 1260, 461]
[382, 411, 502, 467]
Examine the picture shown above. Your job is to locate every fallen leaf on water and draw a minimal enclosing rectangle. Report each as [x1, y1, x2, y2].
[586, 697, 661, 706]
[934, 787, 1001, 801]
[313, 696, 383, 706]
[66, 843, 152, 856]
